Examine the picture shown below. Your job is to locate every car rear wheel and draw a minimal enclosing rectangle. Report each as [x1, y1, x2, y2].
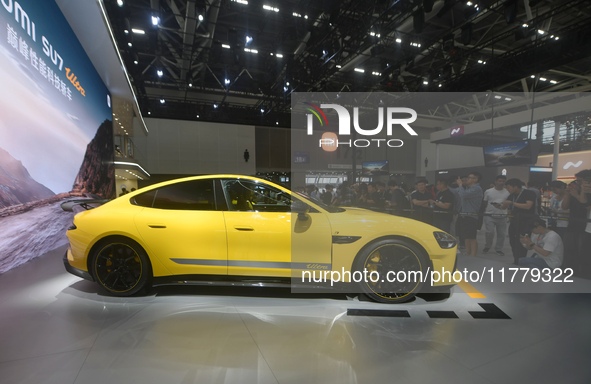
[91, 237, 151, 296]
[353, 238, 429, 303]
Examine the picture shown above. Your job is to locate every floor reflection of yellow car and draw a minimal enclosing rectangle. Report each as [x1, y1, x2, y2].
[63, 175, 457, 303]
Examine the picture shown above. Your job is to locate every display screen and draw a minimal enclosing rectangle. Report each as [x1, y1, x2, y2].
[362, 160, 389, 176]
[483, 140, 538, 167]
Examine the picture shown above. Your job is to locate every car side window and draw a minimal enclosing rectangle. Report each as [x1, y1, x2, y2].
[222, 179, 291, 212]
[132, 180, 216, 210]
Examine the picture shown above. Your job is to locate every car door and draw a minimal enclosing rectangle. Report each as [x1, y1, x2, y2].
[221, 178, 332, 278]
[133, 178, 228, 275]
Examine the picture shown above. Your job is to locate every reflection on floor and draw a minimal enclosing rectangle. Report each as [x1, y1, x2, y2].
[0, 244, 590, 384]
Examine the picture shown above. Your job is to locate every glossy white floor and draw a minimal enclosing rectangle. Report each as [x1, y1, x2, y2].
[1, 243, 590, 384]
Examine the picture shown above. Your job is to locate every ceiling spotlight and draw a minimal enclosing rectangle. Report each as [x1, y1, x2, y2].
[276, 121, 279, 125]
[160, 99, 165, 104]
[283, 86, 288, 92]
[127, 42, 132, 47]
[157, 69, 163, 77]
[132, 28, 145, 35]
[222, 44, 231, 49]
[263, 5, 279, 12]
[213, 104, 218, 109]
[276, 53, 283, 58]
[245, 35, 253, 45]
[286, 81, 290, 86]
[196, 114, 200, 118]
[124, 29, 129, 34]
[151, 15, 160, 26]
[354, 68, 365, 73]
[224, 78, 230, 85]
[117, 0, 124, 6]
[260, 108, 265, 113]
[336, 64, 342, 69]
[395, 38, 402, 43]
[198, 14, 204, 21]
[189, 83, 193, 87]
[133, 59, 138, 65]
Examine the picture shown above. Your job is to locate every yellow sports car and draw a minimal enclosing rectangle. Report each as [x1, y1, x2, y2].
[63, 175, 457, 303]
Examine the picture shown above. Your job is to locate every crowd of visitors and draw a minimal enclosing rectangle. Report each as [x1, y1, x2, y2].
[300, 168, 591, 277]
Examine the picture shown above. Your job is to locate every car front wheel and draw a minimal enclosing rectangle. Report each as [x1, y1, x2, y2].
[353, 238, 429, 303]
[91, 237, 151, 296]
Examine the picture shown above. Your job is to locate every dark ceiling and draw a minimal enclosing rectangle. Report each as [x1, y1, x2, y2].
[104, 0, 591, 128]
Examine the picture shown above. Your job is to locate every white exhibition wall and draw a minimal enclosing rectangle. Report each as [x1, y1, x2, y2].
[133, 118, 256, 175]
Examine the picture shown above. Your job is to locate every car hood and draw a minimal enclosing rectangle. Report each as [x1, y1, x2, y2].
[327, 207, 441, 236]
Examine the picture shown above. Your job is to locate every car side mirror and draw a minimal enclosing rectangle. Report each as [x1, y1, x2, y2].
[292, 200, 309, 220]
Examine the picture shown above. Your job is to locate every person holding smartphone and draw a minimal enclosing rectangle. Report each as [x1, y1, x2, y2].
[501, 178, 536, 264]
[482, 175, 510, 255]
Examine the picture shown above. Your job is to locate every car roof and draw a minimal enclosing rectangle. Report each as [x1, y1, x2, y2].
[131, 174, 286, 193]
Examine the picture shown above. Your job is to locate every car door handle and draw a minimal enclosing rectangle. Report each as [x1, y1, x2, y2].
[148, 224, 167, 229]
[234, 226, 254, 231]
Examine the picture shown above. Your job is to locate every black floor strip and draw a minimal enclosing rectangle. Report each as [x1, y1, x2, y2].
[427, 310, 459, 319]
[347, 309, 410, 317]
[469, 303, 511, 319]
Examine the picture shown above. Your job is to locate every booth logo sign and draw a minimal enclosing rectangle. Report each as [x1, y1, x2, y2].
[450, 125, 464, 136]
[563, 161, 583, 170]
[304, 102, 417, 150]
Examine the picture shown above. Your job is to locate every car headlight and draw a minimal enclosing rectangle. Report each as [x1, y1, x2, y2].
[433, 231, 457, 249]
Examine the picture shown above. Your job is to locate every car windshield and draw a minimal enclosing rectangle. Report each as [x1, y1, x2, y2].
[294, 192, 346, 213]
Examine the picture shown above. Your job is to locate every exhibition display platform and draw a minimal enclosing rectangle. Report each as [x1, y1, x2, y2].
[1, 242, 590, 384]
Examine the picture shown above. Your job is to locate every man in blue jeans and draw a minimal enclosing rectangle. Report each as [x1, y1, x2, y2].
[452, 172, 483, 256]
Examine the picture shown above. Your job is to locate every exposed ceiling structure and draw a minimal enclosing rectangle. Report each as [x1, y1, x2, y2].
[103, 0, 591, 128]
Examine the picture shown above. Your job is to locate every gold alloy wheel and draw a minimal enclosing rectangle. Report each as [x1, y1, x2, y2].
[355, 239, 428, 303]
[92, 239, 150, 296]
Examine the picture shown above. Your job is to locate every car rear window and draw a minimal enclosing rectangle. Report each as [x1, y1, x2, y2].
[131, 180, 217, 210]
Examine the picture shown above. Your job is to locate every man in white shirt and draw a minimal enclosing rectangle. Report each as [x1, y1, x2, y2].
[482, 175, 510, 255]
[518, 217, 564, 269]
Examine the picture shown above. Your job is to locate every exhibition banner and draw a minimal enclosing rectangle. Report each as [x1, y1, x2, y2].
[0, 0, 114, 272]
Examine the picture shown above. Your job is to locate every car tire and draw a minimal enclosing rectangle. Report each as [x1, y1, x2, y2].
[353, 238, 429, 303]
[90, 237, 152, 297]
